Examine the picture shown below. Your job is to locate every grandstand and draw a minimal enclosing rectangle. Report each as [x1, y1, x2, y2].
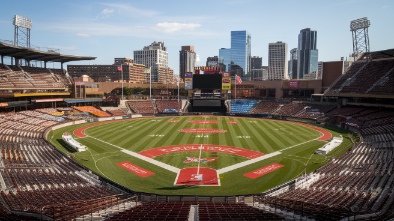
[1, 35, 394, 220]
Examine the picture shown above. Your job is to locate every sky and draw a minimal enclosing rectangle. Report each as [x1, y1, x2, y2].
[0, 0, 393, 76]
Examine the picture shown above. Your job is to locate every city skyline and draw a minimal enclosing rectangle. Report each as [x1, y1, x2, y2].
[0, 0, 393, 77]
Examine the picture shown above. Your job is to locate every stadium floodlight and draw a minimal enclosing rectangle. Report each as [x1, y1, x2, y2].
[13, 15, 32, 49]
[350, 17, 370, 59]
[13, 15, 32, 29]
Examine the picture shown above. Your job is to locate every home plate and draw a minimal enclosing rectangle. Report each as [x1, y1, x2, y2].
[174, 167, 220, 186]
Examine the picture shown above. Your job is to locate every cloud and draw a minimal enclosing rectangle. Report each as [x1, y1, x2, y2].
[382, 5, 389, 9]
[196, 54, 200, 64]
[155, 22, 201, 33]
[100, 3, 157, 18]
[76, 33, 90, 38]
[101, 8, 114, 16]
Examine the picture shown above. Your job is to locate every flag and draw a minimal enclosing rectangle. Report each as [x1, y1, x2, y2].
[235, 75, 242, 84]
[144, 68, 150, 73]
[117, 65, 122, 71]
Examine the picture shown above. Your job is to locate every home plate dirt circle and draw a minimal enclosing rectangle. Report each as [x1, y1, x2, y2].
[175, 167, 219, 186]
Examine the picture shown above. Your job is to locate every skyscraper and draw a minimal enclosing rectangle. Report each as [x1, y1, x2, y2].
[179, 46, 196, 80]
[219, 48, 231, 72]
[297, 28, 318, 79]
[134, 41, 168, 82]
[289, 48, 298, 79]
[230, 31, 251, 80]
[268, 41, 288, 80]
[251, 56, 262, 81]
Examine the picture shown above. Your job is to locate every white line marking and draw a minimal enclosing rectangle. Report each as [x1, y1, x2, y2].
[86, 135, 180, 173]
[217, 151, 281, 174]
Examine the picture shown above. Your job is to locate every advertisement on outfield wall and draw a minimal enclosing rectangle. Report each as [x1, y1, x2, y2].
[222, 72, 231, 90]
[185, 72, 193, 90]
[289, 80, 299, 88]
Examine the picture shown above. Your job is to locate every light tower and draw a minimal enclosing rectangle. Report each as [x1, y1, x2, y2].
[350, 17, 370, 59]
[13, 15, 32, 48]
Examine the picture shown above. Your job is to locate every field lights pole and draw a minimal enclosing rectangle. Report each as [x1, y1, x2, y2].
[177, 78, 180, 103]
[121, 65, 124, 100]
[149, 66, 152, 100]
[235, 76, 237, 101]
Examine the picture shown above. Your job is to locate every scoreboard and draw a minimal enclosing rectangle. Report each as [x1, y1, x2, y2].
[192, 74, 222, 90]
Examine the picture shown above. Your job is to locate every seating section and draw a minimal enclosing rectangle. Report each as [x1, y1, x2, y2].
[274, 102, 307, 116]
[326, 61, 366, 93]
[107, 202, 192, 221]
[251, 101, 280, 114]
[0, 110, 125, 220]
[156, 100, 180, 113]
[258, 107, 394, 220]
[73, 106, 112, 117]
[294, 103, 337, 119]
[326, 60, 394, 95]
[0, 65, 71, 89]
[127, 101, 155, 114]
[106, 202, 282, 221]
[230, 100, 257, 113]
[198, 202, 282, 221]
[107, 109, 126, 116]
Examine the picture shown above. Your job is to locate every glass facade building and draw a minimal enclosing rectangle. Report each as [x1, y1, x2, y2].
[230, 31, 251, 80]
[219, 48, 231, 72]
[297, 28, 318, 79]
[289, 48, 298, 79]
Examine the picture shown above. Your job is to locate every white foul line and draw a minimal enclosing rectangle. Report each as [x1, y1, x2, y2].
[86, 135, 180, 173]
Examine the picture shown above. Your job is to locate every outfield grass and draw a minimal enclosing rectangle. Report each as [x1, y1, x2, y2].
[48, 116, 353, 196]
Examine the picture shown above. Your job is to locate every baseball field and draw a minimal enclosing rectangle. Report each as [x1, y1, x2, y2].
[48, 116, 352, 196]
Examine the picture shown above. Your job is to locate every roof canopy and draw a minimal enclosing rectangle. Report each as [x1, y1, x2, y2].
[0, 42, 96, 63]
[359, 48, 394, 60]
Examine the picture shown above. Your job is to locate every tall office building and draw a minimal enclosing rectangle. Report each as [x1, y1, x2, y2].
[219, 48, 231, 72]
[134, 41, 168, 82]
[297, 28, 318, 79]
[289, 48, 298, 79]
[268, 41, 288, 80]
[251, 56, 262, 81]
[179, 46, 196, 80]
[230, 30, 251, 80]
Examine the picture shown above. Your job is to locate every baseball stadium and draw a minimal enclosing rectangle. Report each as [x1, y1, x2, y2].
[0, 16, 394, 221]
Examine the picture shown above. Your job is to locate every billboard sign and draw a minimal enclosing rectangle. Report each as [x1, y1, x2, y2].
[185, 72, 193, 90]
[222, 72, 231, 90]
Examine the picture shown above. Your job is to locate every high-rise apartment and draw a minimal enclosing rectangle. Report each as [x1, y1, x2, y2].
[297, 28, 318, 79]
[179, 46, 196, 80]
[134, 41, 168, 82]
[268, 41, 288, 80]
[230, 31, 251, 80]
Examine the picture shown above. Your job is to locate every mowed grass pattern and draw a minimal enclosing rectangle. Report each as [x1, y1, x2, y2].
[49, 116, 352, 196]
